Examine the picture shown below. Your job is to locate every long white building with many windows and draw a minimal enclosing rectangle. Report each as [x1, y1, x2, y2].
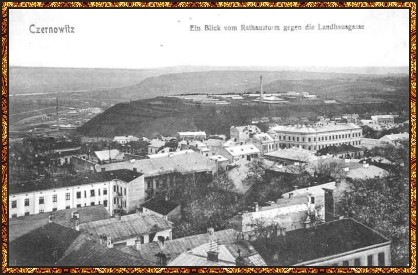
[9, 170, 144, 218]
[269, 123, 362, 151]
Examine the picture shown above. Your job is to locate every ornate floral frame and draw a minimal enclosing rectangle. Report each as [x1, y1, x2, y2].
[1, 1, 416, 273]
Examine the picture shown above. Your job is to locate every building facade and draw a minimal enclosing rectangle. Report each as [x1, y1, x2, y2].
[269, 123, 362, 151]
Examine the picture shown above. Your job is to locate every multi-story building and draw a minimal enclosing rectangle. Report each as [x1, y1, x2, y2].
[177, 131, 206, 141]
[269, 123, 362, 151]
[9, 169, 144, 218]
[371, 115, 395, 125]
[230, 125, 261, 143]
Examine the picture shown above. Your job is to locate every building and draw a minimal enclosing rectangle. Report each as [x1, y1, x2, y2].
[96, 151, 215, 201]
[358, 138, 383, 150]
[230, 125, 261, 143]
[113, 135, 140, 144]
[9, 169, 144, 218]
[250, 218, 391, 266]
[141, 195, 181, 222]
[93, 149, 125, 164]
[270, 123, 362, 151]
[264, 148, 318, 167]
[79, 213, 173, 246]
[316, 144, 364, 159]
[251, 133, 277, 155]
[222, 144, 261, 163]
[148, 139, 166, 155]
[177, 131, 206, 141]
[379, 132, 409, 146]
[371, 115, 395, 125]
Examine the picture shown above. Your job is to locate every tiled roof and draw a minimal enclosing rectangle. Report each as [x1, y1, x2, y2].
[94, 149, 124, 161]
[168, 242, 236, 266]
[98, 151, 215, 177]
[251, 218, 390, 266]
[57, 234, 151, 266]
[225, 144, 260, 157]
[117, 228, 239, 265]
[148, 150, 194, 159]
[79, 213, 172, 242]
[9, 205, 110, 242]
[141, 196, 180, 216]
[10, 169, 142, 194]
[9, 222, 81, 266]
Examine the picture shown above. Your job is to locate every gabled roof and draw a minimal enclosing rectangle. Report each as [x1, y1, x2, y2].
[9, 205, 110, 242]
[379, 132, 409, 142]
[79, 213, 172, 243]
[225, 144, 260, 157]
[57, 234, 151, 266]
[168, 242, 236, 266]
[94, 149, 124, 161]
[9, 222, 81, 266]
[118, 228, 239, 265]
[141, 196, 180, 216]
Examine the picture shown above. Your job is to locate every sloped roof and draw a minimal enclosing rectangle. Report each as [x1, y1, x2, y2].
[253, 133, 274, 142]
[149, 139, 166, 148]
[225, 240, 267, 266]
[98, 151, 215, 177]
[94, 149, 124, 161]
[9, 222, 81, 266]
[79, 213, 172, 242]
[271, 123, 361, 134]
[265, 148, 316, 163]
[141, 196, 180, 216]
[118, 228, 239, 264]
[9, 205, 110, 242]
[57, 234, 151, 266]
[168, 242, 236, 266]
[225, 144, 260, 157]
[346, 165, 389, 179]
[178, 131, 206, 136]
[379, 132, 409, 142]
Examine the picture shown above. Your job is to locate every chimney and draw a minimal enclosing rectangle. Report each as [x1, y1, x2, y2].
[157, 236, 166, 250]
[235, 249, 246, 266]
[99, 234, 106, 245]
[254, 202, 259, 212]
[207, 227, 219, 262]
[106, 235, 113, 248]
[133, 167, 137, 172]
[75, 219, 80, 231]
[135, 239, 141, 250]
[259, 75, 263, 103]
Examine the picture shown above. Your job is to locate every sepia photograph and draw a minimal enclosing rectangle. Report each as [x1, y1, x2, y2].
[2, 2, 415, 272]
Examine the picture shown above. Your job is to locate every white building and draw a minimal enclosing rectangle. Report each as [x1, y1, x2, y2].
[113, 135, 140, 144]
[9, 170, 144, 218]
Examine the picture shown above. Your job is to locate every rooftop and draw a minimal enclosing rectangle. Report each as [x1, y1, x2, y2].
[141, 195, 180, 216]
[316, 144, 363, 156]
[265, 148, 316, 163]
[9, 205, 110, 242]
[251, 218, 390, 266]
[94, 149, 124, 161]
[9, 222, 81, 266]
[225, 144, 260, 157]
[149, 139, 166, 148]
[10, 169, 142, 194]
[79, 213, 172, 242]
[57, 234, 151, 266]
[178, 131, 206, 136]
[98, 151, 215, 177]
[118, 228, 239, 265]
[270, 123, 361, 134]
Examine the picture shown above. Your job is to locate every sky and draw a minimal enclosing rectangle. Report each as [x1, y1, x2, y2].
[9, 8, 409, 69]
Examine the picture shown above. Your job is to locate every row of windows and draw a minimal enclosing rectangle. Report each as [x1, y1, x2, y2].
[11, 189, 109, 208]
[113, 185, 126, 195]
[330, 252, 385, 266]
[278, 132, 361, 142]
[282, 140, 361, 150]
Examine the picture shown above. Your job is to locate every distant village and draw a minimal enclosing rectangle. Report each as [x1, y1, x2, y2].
[8, 78, 410, 267]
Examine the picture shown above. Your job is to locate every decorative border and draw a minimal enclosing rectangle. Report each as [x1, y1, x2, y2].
[1, 1, 416, 274]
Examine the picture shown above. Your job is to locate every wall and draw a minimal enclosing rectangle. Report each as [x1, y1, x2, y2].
[127, 175, 145, 213]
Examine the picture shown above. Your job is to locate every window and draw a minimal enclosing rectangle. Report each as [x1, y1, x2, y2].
[354, 258, 361, 266]
[114, 198, 117, 204]
[103, 189, 107, 195]
[24, 199, 29, 206]
[124, 188, 126, 195]
[98, 189, 101, 196]
[310, 197, 315, 204]
[39, 209, 44, 213]
[11, 200, 17, 208]
[98, 201, 101, 205]
[91, 202, 95, 206]
[39, 197, 44, 205]
[147, 181, 152, 189]
[367, 255, 373, 266]
[65, 205, 70, 209]
[66, 193, 70, 200]
[103, 200, 108, 207]
[124, 201, 127, 207]
[76, 191, 81, 199]
[52, 207, 57, 212]
[76, 204, 81, 208]
[90, 190, 95, 197]
[84, 191, 87, 198]
[25, 212, 30, 216]
[378, 252, 385, 266]
[11, 214, 17, 218]
[52, 194, 57, 202]
[114, 185, 116, 192]
[342, 260, 349, 266]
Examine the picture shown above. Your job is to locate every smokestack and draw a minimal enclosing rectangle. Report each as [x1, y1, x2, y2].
[259, 75, 263, 103]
